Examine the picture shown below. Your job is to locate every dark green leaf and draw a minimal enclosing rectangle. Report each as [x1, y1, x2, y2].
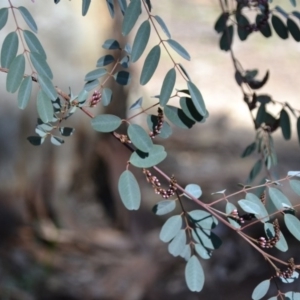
[118, 170, 141, 210]
[127, 124, 153, 152]
[272, 15, 288, 39]
[290, 0, 297, 7]
[185, 256, 205, 292]
[18, 6, 38, 33]
[106, 0, 114, 17]
[131, 20, 151, 62]
[241, 142, 256, 158]
[257, 94, 272, 104]
[236, 13, 251, 41]
[38, 74, 57, 100]
[6, 54, 25, 93]
[251, 279, 270, 300]
[159, 68, 176, 106]
[166, 39, 190, 61]
[256, 104, 266, 128]
[129, 97, 143, 110]
[91, 114, 122, 132]
[23, 30, 46, 59]
[179, 97, 204, 122]
[280, 109, 291, 140]
[120, 55, 130, 68]
[36, 90, 54, 123]
[1, 32, 18, 68]
[145, 0, 152, 12]
[85, 68, 107, 81]
[247, 159, 262, 184]
[59, 127, 75, 136]
[122, 0, 141, 36]
[164, 105, 195, 129]
[284, 214, 300, 241]
[140, 45, 161, 85]
[159, 215, 182, 242]
[96, 54, 115, 67]
[187, 81, 206, 117]
[102, 39, 120, 50]
[154, 15, 171, 38]
[220, 25, 233, 51]
[178, 63, 191, 81]
[130, 145, 167, 168]
[214, 13, 228, 33]
[152, 200, 176, 215]
[117, 0, 126, 15]
[168, 229, 186, 257]
[82, 0, 91, 16]
[114, 70, 131, 85]
[287, 18, 300, 41]
[18, 76, 32, 109]
[0, 8, 9, 30]
[297, 117, 300, 145]
[102, 88, 112, 106]
[147, 114, 172, 139]
[257, 14, 272, 38]
[27, 136, 45, 146]
[30, 52, 53, 79]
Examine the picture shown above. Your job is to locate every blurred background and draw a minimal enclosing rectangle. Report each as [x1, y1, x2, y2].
[1, 0, 300, 299]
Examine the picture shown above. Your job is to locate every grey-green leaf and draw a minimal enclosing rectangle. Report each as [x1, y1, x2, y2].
[96, 54, 115, 67]
[187, 81, 206, 117]
[188, 210, 218, 229]
[85, 68, 107, 81]
[284, 214, 300, 241]
[168, 229, 186, 257]
[159, 215, 182, 243]
[131, 20, 151, 62]
[280, 109, 291, 140]
[114, 71, 131, 85]
[238, 199, 261, 214]
[51, 135, 64, 146]
[18, 76, 32, 109]
[264, 222, 288, 252]
[164, 105, 195, 129]
[185, 255, 205, 292]
[194, 243, 212, 260]
[18, 6, 38, 33]
[82, 0, 91, 16]
[118, 170, 141, 210]
[36, 90, 54, 123]
[252, 279, 270, 300]
[102, 39, 120, 50]
[152, 200, 176, 215]
[84, 79, 99, 91]
[290, 179, 300, 195]
[247, 159, 262, 184]
[30, 52, 53, 79]
[269, 187, 293, 210]
[130, 144, 167, 168]
[166, 39, 190, 61]
[154, 15, 171, 38]
[1, 32, 18, 68]
[122, 0, 141, 36]
[0, 8, 8, 30]
[91, 114, 122, 132]
[23, 30, 46, 59]
[102, 88, 112, 106]
[159, 68, 176, 106]
[128, 124, 153, 152]
[185, 184, 202, 199]
[6, 54, 25, 93]
[246, 193, 269, 222]
[38, 74, 57, 100]
[140, 45, 161, 85]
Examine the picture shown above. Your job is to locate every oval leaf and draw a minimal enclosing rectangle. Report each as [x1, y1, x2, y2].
[23, 30, 46, 59]
[264, 222, 288, 252]
[168, 229, 186, 257]
[1, 32, 18, 68]
[159, 215, 182, 243]
[166, 39, 190, 61]
[128, 124, 153, 152]
[280, 109, 291, 140]
[36, 90, 54, 123]
[287, 17, 300, 41]
[140, 45, 161, 85]
[284, 214, 300, 241]
[131, 20, 151, 62]
[290, 179, 300, 195]
[30, 51, 53, 79]
[122, 0, 141, 36]
[272, 15, 288, 39]
[102, 39, 120, 50]
[18, 6, 38, 33]
[152, 200, 176, 215]
[85, 68, 107, 81]
[82, 0, 91, 16]
[18, 76, 32, 109]
[185, 255, 205, 292]
[0, 8, 8, 31]
[252, 279, 270, 300]
[102, 87, 112, 106]
[187, 81, 207, 117]
[185, 184, 202, 199]
[269, 187, 293, 210]
[180, 97, 204, 122]
[159, 68, 176, 106]
[246, 193, 269, 222]
[91, 114, 122, 132]
[96, 54, 115, 67]
[164, 105, 195, 129]
[6, 54, 25, 93]
[118, 170, 141, 210]
[38, 74, 57, 100]
[114, 70, 131, 85]
[154, 15, 171, 38]
[238, 199, 261, 214]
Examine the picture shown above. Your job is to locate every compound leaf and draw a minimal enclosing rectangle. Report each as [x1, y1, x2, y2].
[91, 114, 122, 132]
[140, 45, 161, 85]
[185, 255, 205, 292]
[131, 20, 151, 62]
[118, 170, 141, 210]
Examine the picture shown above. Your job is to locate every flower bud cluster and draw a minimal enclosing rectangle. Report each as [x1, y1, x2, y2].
[149, 108, 164, 138]
[276, 258, 295, 279]
[258, 219, 280, 248]
[89, 90, 101, 107]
